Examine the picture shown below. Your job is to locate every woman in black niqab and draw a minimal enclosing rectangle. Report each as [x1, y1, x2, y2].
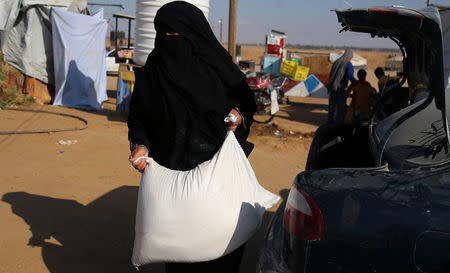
[128, 1, 256, 171]
[127, 1, 255, 272]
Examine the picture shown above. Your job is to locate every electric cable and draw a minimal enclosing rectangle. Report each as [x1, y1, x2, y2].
[0, 106, 88, 135]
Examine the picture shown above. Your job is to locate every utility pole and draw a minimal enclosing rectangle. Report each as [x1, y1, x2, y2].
[228, 0, 237, 62]
[218, 19, 223, 43]
[115, 16, 118, 50]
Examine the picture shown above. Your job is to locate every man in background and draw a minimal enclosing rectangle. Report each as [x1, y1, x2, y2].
[346, 69, 377, 123]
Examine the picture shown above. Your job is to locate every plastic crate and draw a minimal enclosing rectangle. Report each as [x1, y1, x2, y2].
[288, 57, 302, 66]
[281, 60, 309, 81]
[293, 66, 310, 81]
[281, 60, 297, 77]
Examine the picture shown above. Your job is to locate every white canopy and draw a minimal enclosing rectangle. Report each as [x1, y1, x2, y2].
[329, 51, 368, 69]
[51, 8, 107, 110]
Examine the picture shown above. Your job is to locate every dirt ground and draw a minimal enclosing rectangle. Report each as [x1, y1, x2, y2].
[0, 87, 327, 273]
[0, 45, 392, 273]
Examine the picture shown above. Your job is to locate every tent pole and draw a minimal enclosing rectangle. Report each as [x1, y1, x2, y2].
[115, 16, 118, 51]
[128, 18, 131, 49]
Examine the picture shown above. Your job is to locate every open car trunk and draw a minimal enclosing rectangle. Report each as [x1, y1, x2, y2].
[335, 7, 450, 169]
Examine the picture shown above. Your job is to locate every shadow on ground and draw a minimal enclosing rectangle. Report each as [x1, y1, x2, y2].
[275, 100, 328, 127]
[2, 186, 163, 273]
[238, 189, 290, 273]
[70, 89, 128, 123]
[2, 187, 290, 273]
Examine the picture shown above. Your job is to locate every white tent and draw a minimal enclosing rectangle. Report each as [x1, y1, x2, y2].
[0, 0, 87, 84]
[51, 8, 107, 110]
[329, 51, 368, 70]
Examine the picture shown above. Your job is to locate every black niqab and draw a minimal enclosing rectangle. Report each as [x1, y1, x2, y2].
[128, 1, 255, 171]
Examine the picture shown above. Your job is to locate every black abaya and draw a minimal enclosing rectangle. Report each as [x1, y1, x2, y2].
[127, 1, 256, 272]
[128, 1, 255, 171]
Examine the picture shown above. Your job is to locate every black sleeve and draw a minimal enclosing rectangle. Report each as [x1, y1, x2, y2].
[226, 79, 256, 131]
[127, 68, 150, 152]
[227, 79, 256, 156]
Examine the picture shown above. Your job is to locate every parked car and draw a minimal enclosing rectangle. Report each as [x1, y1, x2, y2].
[257, 6, 450, 273]
[106, 49, 120, 73]
[105, 47, 134, 73]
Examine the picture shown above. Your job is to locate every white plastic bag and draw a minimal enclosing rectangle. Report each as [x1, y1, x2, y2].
[131, 131, 279, 267]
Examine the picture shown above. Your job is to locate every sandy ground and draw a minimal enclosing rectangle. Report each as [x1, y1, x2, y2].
[0, 44, 397, 273]
[0, 84, 327, 273]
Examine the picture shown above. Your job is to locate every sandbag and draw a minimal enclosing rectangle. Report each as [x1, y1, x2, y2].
[131, 131, 279, 267]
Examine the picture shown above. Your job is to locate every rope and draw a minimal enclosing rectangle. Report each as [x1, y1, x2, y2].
[0, 106, 88, 135]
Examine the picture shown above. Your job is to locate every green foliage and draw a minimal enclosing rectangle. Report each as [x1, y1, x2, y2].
[0, 50, 34, 106]
[0, 85, 34, 107]
[0, 51, 3, 73]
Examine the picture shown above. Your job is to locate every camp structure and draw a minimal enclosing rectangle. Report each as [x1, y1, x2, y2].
[0, 0, 87, 84]
[329, 51, 368, 70]
[0, 0, 109, 110]
[51, 8, 108, 110]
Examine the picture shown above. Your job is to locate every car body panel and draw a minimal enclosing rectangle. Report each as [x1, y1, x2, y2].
[106, 49, 120, 73]
[258, 166, 450, 273]
[257, 6, 450, 273]
[337, 7, 450, 169]
[105, 47, 135, 73]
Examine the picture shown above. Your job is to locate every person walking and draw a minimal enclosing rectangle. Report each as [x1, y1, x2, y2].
[326, 49, 357, 124]
[127, 1, 256, 273]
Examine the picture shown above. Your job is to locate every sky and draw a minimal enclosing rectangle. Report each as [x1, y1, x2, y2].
[89, 0, 449, 49]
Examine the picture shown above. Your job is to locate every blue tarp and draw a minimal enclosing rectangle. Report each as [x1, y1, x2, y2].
[262, 56, 281, 74]
[116, 73, 132, 114]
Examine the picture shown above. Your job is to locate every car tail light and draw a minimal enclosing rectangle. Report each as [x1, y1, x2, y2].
[368, 6, 424, 18]
[368, 7, 399, 15]
[283, 184, 324, 240]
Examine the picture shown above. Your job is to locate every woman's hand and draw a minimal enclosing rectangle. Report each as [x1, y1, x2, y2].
[226, 108, 242, 132]
[129, 146, 149, 173]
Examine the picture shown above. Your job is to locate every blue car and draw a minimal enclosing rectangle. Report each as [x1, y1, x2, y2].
[257, 6, 450, 273]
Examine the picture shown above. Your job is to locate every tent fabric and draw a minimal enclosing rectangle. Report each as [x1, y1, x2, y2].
[329, 52, 368, 69]
[0, 0, 87, 84]
[284, 74, 328, 98]
[0, 0, 21, 30]
[51, 8, 107, 110]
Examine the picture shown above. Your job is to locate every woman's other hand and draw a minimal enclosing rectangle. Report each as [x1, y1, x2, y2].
[129, 146, 149, 173]
[226, 108, 242, 132]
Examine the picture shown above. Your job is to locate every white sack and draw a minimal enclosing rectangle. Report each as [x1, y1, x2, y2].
[51, 8, 107, 110]
[132, 131, 280, 266]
